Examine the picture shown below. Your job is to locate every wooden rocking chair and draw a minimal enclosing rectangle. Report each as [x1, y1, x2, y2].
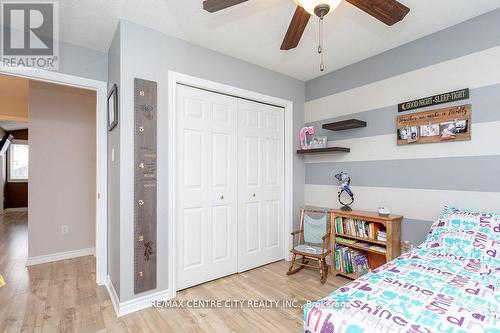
[287, 208, 331, 283]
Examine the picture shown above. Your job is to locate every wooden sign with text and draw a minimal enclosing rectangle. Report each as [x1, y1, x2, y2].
[398, 88, 469, 112]
[397, 104, 471, 146]
[134, 78, 157, 294]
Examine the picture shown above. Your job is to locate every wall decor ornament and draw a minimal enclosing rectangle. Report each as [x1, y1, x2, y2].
[299, 126, 315, 150]
[397, 104, 471, 145]
[398, 88, 469, 112]
[134, 78, 157, 294]
[311, 136, 327, 149]
[107, 84, 118, 131]
[334, 171, 354, 211]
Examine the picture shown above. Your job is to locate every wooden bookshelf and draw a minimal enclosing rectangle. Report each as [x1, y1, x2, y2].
[329, 209, 402, 279]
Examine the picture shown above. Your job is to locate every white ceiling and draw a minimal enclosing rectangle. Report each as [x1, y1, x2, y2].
[58, 0, 500, 81]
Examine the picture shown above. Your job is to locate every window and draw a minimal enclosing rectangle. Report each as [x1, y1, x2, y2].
[8, 142, 29, 182]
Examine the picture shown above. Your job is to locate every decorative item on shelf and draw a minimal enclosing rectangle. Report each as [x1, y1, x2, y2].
[299, 126, 315, 150]
[401, 240, 413, 254]
[377, 206, 390, 217]
[334, 171, 354, 211]
[311, 136, 327, 149]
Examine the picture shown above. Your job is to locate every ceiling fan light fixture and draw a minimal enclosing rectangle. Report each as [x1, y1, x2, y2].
[294, 0, 341, 17]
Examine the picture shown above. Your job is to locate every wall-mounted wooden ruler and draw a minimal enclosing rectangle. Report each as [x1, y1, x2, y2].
[134, 78, 157, 294]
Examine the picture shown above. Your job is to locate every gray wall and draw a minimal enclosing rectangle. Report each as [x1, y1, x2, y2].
[58, 40, 108, 82]
[3, 28, 108, 82]
[107, 25, 121, 297]
[28, 81, 96, 257]
[115, 20, 305, 302]
[306, 9, 500, 102]
[303, 9, 500, 246]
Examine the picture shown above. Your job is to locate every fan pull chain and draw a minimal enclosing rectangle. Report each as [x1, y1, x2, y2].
[318, 16, 325, 72]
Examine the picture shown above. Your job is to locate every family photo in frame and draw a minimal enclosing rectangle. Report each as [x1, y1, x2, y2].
[397, 105, 471, 145]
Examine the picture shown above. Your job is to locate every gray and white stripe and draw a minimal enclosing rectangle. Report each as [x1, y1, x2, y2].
[303, 10, 500, 246]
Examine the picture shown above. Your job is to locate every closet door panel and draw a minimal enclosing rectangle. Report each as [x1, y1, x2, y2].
[183, 129, 204, 190]
[265, 200, 280, 249]
[212, 133, 230, 188]
[182, 207, 204, 268]
[176, 85, 238, 290]
[238, 99, 284, 272]
[212, 205, 230, 261]
[245, 136, 260, 186]
[245, 201, 261, 253]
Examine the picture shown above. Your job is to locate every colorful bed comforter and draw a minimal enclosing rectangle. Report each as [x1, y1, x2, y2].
[303, 207, 500, 333]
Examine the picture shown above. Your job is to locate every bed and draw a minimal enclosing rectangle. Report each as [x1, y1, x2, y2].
[303, 206, 500, 333]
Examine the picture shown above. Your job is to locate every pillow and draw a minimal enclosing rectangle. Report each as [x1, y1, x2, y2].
[423, 206, 500, 265]
[427, 206, 500, 236]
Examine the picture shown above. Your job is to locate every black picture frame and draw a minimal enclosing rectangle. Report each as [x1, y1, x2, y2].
[108, 84, 118, 131]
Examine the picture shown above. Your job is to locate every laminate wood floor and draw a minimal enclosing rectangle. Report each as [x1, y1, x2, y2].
[0, 212, 350, 332]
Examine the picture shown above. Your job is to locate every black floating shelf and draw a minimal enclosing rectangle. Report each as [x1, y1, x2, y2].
[322, 119, 367, 131]
[297, 147, 350, 154]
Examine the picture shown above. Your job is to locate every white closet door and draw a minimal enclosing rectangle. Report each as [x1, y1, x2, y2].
[176, 85, 238, 290]
[237, 99, 284, 272]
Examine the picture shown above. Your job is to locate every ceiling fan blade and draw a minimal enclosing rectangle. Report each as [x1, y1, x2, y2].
[203, 0, 248, 13]
[346, 0, 410, 26]
[281, 6, 311, 50]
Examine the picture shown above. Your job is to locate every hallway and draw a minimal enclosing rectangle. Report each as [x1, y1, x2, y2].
[0, 212, 112, 332]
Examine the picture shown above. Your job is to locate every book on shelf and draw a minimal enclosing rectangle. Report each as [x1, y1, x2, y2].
[335, 216, 386, 242]
[377, 231, 387, 242]
[336, 236, 386, 254]
[334, 244, 369, 275]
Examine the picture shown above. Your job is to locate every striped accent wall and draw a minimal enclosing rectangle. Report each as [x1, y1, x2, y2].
[303, 10, 500, 246]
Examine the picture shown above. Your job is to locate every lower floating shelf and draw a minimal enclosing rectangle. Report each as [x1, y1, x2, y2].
[297, 147, 350, 154]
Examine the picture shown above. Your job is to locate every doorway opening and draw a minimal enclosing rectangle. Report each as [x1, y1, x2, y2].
[0, 70, 107, 286]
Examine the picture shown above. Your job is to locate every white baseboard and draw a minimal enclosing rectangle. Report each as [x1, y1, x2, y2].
[26, 247, 95, 266]
[105, 276, 170, 317]
[106, 276, 120, 316]
[5, 207, 28, 213]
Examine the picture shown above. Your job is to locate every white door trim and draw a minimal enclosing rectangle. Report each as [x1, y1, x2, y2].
[168, 71, 294, 299]
[0, 66, 108, 286]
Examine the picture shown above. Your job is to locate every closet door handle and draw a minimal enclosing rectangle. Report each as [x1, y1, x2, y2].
[220, 195, 224, 200]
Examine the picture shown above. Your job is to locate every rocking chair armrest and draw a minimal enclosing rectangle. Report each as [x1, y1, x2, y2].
[321, 233, 331, 253]
[290, 230, 303, 250]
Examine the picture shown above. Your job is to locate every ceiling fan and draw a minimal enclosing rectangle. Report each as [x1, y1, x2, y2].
[202, 0, 410, 71]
